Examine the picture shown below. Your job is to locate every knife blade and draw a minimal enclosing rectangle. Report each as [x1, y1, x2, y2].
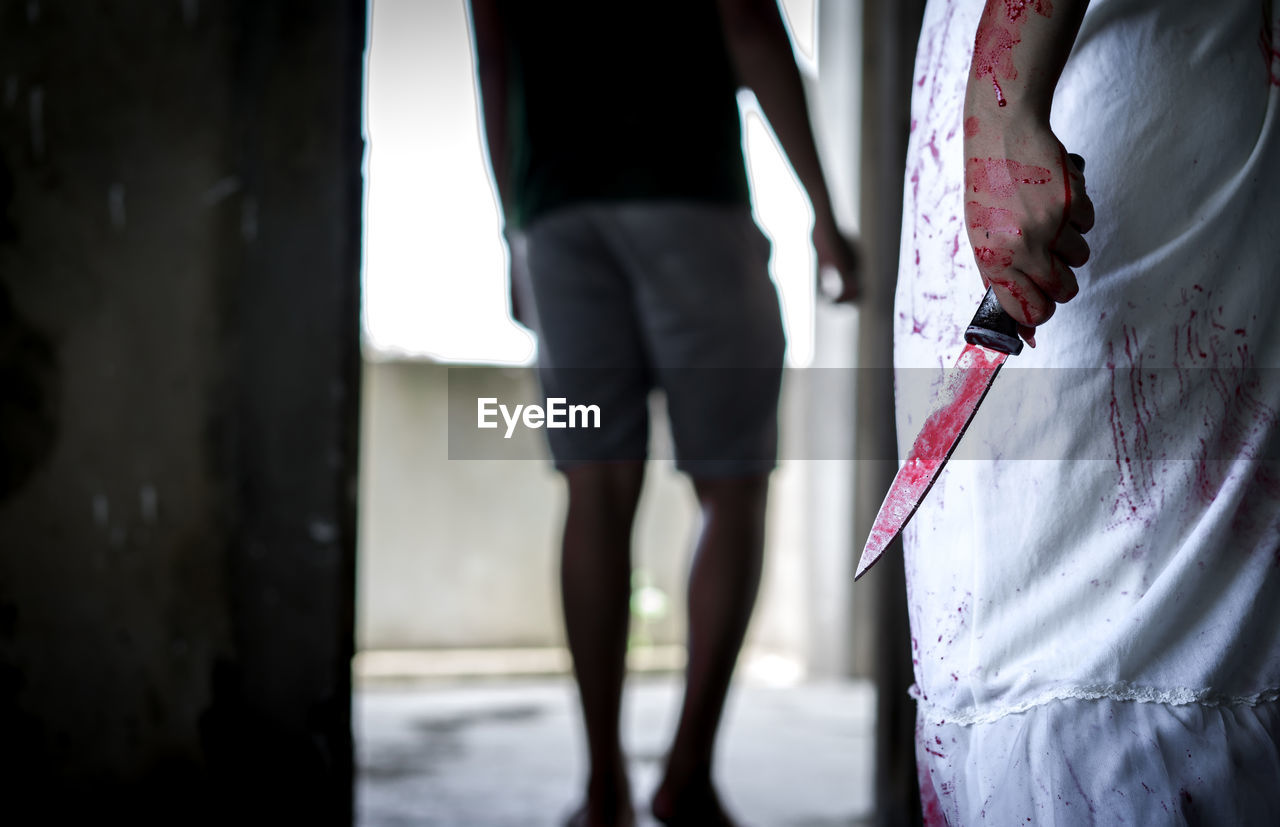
[854, 286, 1025, 580]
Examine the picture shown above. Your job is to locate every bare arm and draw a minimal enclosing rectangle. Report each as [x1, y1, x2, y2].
[963, 0, 1095, 338]
[715, 0, 858, 302]
[467, 0, 510, 218]
[468, 0, 532, 325]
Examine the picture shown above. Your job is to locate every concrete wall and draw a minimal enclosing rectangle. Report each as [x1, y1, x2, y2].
[0, 2, 364, 823]
[355, 0, 870, 680]
[357, 360, 816, 668]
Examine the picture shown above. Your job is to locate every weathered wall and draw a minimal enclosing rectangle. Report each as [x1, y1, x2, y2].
[0, 2, 364, 823]
[357, 360, 697, 652]
[357, 360, 814, 669]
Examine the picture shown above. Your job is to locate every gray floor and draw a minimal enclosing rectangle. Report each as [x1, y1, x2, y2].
[356, 676, 875, 826]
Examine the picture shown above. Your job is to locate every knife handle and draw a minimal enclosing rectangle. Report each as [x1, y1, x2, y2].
[964, 286, 1024, 356]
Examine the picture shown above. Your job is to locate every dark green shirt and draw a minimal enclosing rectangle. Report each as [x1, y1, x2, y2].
[496, 1, 751, 230]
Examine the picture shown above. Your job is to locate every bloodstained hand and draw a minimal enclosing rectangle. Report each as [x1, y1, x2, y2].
[964, 126, 1094, 333]
[963, 0, 1093, 338]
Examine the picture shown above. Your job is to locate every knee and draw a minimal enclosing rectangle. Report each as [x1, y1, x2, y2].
[564, 461, 646, 514]
[691, 473, 769, 514]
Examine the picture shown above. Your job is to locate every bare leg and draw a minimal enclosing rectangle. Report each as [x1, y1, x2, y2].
[562, 461, 645, 827]
[652, 474, 769, 827]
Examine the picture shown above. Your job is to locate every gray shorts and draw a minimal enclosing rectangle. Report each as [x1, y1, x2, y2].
[510, 202, 785, 478]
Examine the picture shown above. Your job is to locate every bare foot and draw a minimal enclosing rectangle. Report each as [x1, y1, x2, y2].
[564, 803, 635, 827]
[650, 773, 738, 827]
[565, 769, 635, 827]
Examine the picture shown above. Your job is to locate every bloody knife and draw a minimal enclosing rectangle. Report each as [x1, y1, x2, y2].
[854, 286, 1024, 580]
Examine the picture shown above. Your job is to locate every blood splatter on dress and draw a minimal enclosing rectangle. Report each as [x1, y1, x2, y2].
[894, 1, 1280, 822]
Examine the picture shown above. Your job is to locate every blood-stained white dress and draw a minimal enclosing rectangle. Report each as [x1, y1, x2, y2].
[894, 0, 1280, 822]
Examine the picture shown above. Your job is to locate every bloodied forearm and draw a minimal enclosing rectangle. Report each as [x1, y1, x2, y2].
[962, 0, 1095, 336]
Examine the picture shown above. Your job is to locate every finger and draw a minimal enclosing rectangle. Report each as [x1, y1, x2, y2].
[1020, 238, 1080, 304]
[821, 237, 861, 304]
[1062, 154, 1095, 232]
[1051, 226, 1091, 268]
[817, 265, 854, 304]
[833, 253, 861, 302]
[816, 265, 832, 300]
[990, 270, 1055, 326]
[835, 274, 859, 304]
[1070, 187, 1096, 234]
[1022, 255, 1078, 306]
[1046, 257, 1080, 303]
[823, 264, 860, 304]
[1010, 236, 1074, 305]
[1018, 324, 1037, 348]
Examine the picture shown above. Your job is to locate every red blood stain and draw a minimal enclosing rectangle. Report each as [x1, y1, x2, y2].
[967, 157, 1052, 197]
[1106, 342, 1135, 514]
[967, 202, 1022, 235]
[964, 116, 981, 137]
[860, 346, 1006, 567]
[989, 279, 1037, 324]
[1125, 327, 1153, 432]
[1124, 327, 1153, 493]
[1063, 758, 1098, 816]
[918, 757, 947, 827]
[1050, 146, 1073, 248]
[1187, 311, 1208, 360]
[1261, 15, 1280, 86]
[972, 249, 1013, 279]
[1179, 787, 1198, 819]
[1104, 287, 1280, 539]
[993, 79, 1008, 106]
[926, 131, 942, 162]
[1003, 0, 1053, 23]
[973, 24, 1019, 107]
[973, 247, 1013, 270]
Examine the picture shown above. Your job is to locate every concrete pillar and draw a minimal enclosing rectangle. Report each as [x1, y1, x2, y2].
[856, 0, 926, 824]
[804, 0, 862, 680]
[0, 2, 364, 823]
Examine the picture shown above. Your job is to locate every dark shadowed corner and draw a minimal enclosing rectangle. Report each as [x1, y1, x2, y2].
[0, 1, 365, 824]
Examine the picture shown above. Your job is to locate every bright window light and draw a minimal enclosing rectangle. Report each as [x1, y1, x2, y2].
[363, 0, 819, 367]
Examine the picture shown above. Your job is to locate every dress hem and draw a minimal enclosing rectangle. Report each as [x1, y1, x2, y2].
[910, 681, 1280, 726]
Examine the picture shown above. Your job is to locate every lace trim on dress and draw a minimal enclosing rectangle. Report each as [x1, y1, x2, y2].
[910, 682, 1280, 727]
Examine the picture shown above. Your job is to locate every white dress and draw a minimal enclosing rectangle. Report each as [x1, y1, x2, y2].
[895, 0, 1280, 822]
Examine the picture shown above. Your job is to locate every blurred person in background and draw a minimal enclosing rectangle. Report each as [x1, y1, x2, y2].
[468, 1, 858, 824]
